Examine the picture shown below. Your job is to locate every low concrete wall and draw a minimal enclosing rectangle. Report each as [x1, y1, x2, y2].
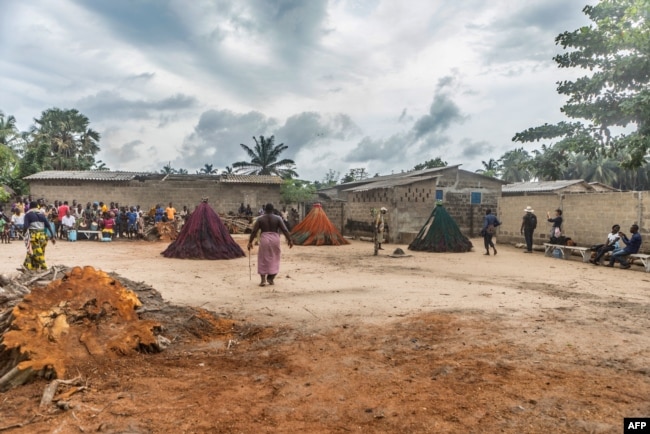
[498, 191, 648, 253]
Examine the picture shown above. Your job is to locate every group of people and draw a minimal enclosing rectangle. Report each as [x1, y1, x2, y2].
[481, 206, 643, 269]
[0, 196, 197, 270]
[238, 202, 298, 230]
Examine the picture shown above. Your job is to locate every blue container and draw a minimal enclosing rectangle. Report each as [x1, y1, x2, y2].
[552, 248, 563, 259]
[68, 230, 77, 241]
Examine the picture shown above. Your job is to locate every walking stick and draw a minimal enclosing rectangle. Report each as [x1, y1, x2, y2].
[248, 247, 252, 280]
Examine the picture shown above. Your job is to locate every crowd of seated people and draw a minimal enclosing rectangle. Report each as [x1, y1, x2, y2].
[1, 196, 198, 243]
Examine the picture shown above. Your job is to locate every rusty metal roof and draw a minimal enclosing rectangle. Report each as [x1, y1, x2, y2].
[344, 175, 439, 192]
[502, 180, 587, 193]
[219, 174, 283, 184]
[24, 171, 152, 181]
[24, 171, 283, 185]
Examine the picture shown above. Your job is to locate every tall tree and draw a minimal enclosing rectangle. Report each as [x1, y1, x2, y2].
[161, 162, 176, 174]
[513, 0, 650, 170]
[341, 168, 369, 183]
[0, 111, 20, 189]
[199, 163, 217, 174]
[498, 148, 533, 182]
[232, 135, 298, 178]
[20, 108, 100, 174]
[475, 158, 499, 178]
[413, 157, 447, 171]
[0, 111, 19, 148]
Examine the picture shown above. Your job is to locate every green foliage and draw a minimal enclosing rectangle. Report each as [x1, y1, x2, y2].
[498, 148, 533, 182]
[341, 168, 368, 183]
[313, 169, 340, 189]
[92, 160, 110, 171]
[280, 179, 316, 203]
[514, 0, 650, 169]
[475, 158, 499, 178]
[233, 135, 298, 178]
[413, 157, 447, 171]
[14, 108, 100, 185]
[199, 163, 217, 174]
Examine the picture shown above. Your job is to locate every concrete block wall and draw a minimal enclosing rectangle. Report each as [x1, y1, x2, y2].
[498, 191, 648, 252]
[320, 201, 346, 234]
[27, 180, 282, 215]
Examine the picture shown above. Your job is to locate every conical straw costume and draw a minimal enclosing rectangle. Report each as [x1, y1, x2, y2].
[162, 201, 246, 259]
[290, 203, 349, 246]
[408, 203, 472, 253]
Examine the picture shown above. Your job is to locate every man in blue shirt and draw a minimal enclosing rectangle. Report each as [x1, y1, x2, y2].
[482, 208, 501, 256]
[606, 224, 642, 269]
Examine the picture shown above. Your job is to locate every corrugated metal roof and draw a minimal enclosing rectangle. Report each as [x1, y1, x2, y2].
[24, 171, 283, 185]
[336, 164, 461, 188]
[502, 180, 585, 193]
[344, 175, 439, 192]
[24, 170, 152, 181]
[219, 174, 283, 184]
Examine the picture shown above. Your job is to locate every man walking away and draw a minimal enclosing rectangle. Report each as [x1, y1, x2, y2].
[520, 206, 537, 253]
[482, 208, 501, 255]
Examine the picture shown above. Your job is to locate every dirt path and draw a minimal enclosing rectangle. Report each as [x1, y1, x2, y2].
[1, 236, 649, 433]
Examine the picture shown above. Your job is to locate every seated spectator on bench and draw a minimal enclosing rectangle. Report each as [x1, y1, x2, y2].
[607, 224, 642, 269]
[590, 224, 620, 265]
[10, 208, 24, 240]
[61, 209, 76, 240]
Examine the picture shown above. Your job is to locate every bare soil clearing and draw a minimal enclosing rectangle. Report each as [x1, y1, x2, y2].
[0, 236, 649, 433]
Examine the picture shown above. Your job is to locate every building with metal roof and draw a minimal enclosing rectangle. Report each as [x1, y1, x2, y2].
[23, 171, 284, 214]
[317, 165, 506, 244]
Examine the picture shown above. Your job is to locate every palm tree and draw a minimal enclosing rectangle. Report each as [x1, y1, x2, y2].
[475, 158, 499, 178]
[222, 166, 234, 174]
[0, 111, 19, 148]
[160, 162, 175, 174]
[91, 160, 110, 171]
[199, 163, 217, 174]
[232, 135, 298, 178]
[29, 108, 101, 170]
[499, 148, 533, 183]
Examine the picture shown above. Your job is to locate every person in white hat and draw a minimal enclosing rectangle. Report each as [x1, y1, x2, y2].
[374, 207, 388, 255]
[520, 206, 537, 253]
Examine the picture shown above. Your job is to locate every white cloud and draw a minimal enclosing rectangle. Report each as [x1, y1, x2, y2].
[0, 0, 592, 180]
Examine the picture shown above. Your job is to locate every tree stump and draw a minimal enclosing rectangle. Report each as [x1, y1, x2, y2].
[0, 266, 163, 391]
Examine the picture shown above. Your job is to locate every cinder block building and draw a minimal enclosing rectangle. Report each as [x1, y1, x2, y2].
[23, 171, 283, 214]
[498, 180, 649, 251]
[318, 165, 505, 244]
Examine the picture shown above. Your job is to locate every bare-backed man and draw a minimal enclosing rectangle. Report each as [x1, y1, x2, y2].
[247, 203, 293, 286]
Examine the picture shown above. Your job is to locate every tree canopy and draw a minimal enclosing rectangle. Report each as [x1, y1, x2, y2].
[18, 108, 101, 179]
[232, 135, 298, 178]
[513, 0, 650, 170]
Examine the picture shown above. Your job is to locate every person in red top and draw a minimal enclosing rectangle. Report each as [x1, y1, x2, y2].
[57, 201, 70, 239]
[99, 212, 116, 240]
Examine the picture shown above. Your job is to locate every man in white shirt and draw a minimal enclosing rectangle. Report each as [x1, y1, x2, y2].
[10, 208, 24, 239]
[61, 209, 76, 240]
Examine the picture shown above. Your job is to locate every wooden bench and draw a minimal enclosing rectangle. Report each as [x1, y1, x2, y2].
[543, 243, 591, 263]
[553, 246, 650, 272]
[629, 253, 650, 272]
[76, 230, 102, 240]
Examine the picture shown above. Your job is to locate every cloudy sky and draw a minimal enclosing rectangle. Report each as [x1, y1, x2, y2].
[0, 0, 592, 181]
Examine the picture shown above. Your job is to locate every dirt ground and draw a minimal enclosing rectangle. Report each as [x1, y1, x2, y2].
[1, 235, 649, 433]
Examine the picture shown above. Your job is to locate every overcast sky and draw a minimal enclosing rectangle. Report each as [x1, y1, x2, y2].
[0, 0, 592, 181]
